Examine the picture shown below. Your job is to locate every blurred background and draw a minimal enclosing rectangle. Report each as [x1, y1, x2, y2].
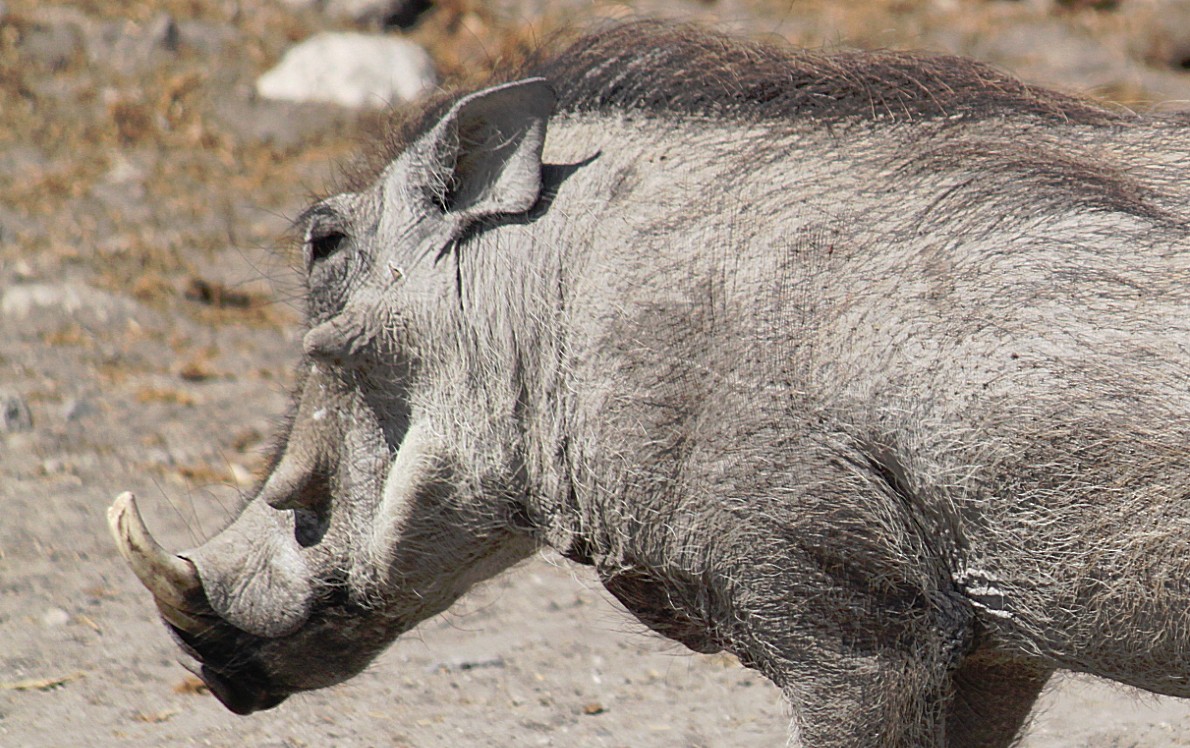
[4, 1, 1190, 746]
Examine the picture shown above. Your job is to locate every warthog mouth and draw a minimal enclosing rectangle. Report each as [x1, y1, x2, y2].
[108, 492, 292, 714]
[165, 618, 293, 715]
[180, 652, 291, 715]
[197, 664, 289, 715]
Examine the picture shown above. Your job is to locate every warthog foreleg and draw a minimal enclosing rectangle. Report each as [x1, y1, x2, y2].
[946, 653, 1051, 748]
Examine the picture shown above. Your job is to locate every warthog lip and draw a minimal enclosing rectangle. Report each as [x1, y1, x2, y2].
[170, 622, 290, 715]
[183, 660, 290, 715]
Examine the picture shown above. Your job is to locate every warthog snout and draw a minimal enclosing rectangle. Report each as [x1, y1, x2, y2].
[108, 492, 291, 714]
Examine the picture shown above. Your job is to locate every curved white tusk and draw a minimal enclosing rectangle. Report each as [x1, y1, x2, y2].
[107, 492, 204, 613]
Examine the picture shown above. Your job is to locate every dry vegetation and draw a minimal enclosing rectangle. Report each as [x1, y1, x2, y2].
[2, 2, 328, 302]
[6, 2, 1190, 746]
[0, 0, 576, 323]
[2, 0, 1184, 324]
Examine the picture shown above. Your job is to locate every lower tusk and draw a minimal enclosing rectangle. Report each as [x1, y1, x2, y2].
[107, 492, 204, 614]
[155, 598, 212, 634]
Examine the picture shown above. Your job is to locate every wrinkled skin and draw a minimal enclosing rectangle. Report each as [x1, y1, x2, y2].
[112, 24, 1190, 747]
[111, 77, 554, 713]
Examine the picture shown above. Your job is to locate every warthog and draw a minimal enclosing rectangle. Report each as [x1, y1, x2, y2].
[110, 21, 1190, 746]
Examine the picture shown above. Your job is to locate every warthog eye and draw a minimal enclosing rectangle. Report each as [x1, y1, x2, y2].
[308, 230, 347, 264]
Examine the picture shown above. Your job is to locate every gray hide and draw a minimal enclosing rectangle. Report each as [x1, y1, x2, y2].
[110, 22, 1190, 747]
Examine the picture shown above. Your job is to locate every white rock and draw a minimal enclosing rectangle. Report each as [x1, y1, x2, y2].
[42, 608, 70, 627]
[256, 32, 437, 108]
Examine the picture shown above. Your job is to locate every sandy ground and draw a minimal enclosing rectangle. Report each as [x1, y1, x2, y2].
[6, 0, 1190, 745]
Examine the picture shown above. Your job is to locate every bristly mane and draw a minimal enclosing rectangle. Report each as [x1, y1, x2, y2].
[523, 20, 1119, 125]
[339, 21, 1123, 193]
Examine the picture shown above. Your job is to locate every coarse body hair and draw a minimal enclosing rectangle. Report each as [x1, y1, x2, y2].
[398, 23, 1190, 745]
[159, 22, 1190, 747]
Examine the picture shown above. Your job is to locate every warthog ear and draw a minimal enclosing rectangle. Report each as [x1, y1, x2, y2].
[416, 77, 556, 226]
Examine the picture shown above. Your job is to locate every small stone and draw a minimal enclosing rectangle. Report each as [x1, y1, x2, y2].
[21, 20, 83, 72]
[41, 458, 66, 475]
[61, 398, 92, 422]
[1, 394, 33, 433]
[176, 358, 216, 382]
[144, 12, 180, 53]
[427, 655, 506, 672]
[10, 260, 34, 281]
[327, 0, 432, 28]
[42, 608, 70, 627]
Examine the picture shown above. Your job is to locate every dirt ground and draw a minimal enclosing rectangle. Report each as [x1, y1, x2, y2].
[6, 0, 1190, 745]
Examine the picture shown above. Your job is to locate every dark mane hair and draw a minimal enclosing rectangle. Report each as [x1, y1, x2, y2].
[523, 20, 1119, 125]
[340, 21, 1124, 192]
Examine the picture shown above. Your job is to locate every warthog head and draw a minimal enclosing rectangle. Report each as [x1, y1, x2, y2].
[109, 78, 558, 713]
